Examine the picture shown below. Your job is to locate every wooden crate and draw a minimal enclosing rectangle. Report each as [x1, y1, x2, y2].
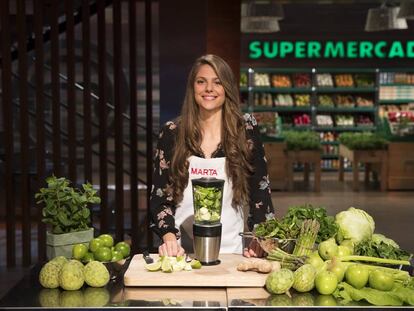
[387, 142, 414, 190]
[263, 142, 288, 190]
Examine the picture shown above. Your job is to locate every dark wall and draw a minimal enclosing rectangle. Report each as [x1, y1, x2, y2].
[159, 0, 207, 125]
[159, 0, 241, 125]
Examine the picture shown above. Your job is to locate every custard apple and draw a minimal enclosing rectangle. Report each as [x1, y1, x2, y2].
[84, 261, 110, 287]
[39, 261, 61, 289]
[59, 261, 84, 290]
[50, 256, 68, 269]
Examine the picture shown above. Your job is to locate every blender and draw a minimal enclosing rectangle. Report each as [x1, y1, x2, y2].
[191, 177, 224, 265]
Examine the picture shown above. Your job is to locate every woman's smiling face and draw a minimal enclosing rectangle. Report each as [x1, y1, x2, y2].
[194, 64, 225, 114]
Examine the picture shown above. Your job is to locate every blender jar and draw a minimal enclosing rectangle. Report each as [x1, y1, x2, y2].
[191, 177, 224, 225]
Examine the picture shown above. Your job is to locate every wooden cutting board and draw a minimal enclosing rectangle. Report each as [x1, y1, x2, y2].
[124, 254, 268, 287]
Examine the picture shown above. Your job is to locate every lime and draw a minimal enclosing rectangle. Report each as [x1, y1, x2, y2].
[95, 247, 112, 262]
[98, 234, 114, 248]
[83, 252, 95, 263]
[89, 238, 103, 253]
[161, 258, 173, 273]
[72, 243, 88, 260]
[145, 261, 162, 272]
[190, 259, 202, 269]
[115, 242, 131, 258]
[172, 261, 186, 272]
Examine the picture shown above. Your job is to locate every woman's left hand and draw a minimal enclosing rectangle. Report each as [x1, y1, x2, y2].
[243, 239, 265, 258]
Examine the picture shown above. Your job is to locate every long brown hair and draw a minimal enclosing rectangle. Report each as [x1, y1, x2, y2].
[170, 54, 253, 211]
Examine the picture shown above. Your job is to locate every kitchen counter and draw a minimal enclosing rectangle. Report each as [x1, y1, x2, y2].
[0, 262, 413, 310]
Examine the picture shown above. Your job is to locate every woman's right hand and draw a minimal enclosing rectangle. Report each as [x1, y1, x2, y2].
[159, 232, 185, 257]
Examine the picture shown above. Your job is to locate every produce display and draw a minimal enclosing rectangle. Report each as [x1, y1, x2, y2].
[335, 115, 354, 127]
[274, 94, 294, 106]
[354, 74, 375, 87]
[355, 96, 374, 107]
[271, 74, 292, 88]
[240, 72, 248, 87]
[254, 73, 270, 86]
[334, 74, 354, 87]
[292, 73, 311, 87]
[355, 115, 374, 127]
[252, 112, 278, 136]
[293, 114, 311, 126]
[193, 184, 223, 224]
[316, 115, 333, 126]
[251, 205, 414, 306]
[283, 131, 321, 151]
[294, 94, 311, 106]
[317, 95, 334, 107]
[334, 94, 354, 107]
[316, 74, 334, 87]
[338, 132, 388, 150]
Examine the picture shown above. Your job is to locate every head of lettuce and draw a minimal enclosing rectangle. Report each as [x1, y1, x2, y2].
[335, 207, 375, 244]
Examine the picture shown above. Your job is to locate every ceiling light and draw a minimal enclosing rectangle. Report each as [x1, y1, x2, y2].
[365, 5, 408, 32]
[397, 0, 414, 19]
[241, 1, 284, 33]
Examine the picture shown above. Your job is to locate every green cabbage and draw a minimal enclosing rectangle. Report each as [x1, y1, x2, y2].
[335, 207, 375, 243]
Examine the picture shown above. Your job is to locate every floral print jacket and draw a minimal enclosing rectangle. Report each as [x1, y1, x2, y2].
[149, 113, 274, 238]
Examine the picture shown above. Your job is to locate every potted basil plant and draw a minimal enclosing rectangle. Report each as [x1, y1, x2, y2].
[35, 176, 101, 259]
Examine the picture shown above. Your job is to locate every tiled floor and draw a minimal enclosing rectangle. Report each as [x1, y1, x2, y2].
[1, 172, 413, 299]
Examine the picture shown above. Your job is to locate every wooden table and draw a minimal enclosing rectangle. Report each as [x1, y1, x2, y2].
[286, 150, 321, 192]
[338, 144, 388, 191]
[263, 142, 288, 190]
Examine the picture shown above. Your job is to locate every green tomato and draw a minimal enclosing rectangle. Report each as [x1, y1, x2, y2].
[115, 241, 131, 257]
[72, 243, 88, 260]
[98, 234, 114, 248]
[82, 252, 95, 263]
[315, 271, 338, 295]
[345, 264, 369, 289]
[111, 250, 124, 262]
[94, 247, 112, 262]
[368, 270, 394, 291]
[89, 238, 103, 253]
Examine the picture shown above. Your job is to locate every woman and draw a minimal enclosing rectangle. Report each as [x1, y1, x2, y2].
[150, 54, 274, 258]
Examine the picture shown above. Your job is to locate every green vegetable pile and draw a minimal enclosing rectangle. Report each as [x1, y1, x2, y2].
[338, 132, 388, 150]
[193, 185, 222, 224]
[283, 131, 321, 151]
[254, 204, 338, 244]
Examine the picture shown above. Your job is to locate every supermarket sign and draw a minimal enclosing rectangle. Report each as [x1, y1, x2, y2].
[248, 40, 414, 59]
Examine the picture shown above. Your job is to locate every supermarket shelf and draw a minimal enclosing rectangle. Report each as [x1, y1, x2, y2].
[316, 107, 376, 113]
[244, 68, 313, 73]
[316, 87, 376, 93]
[315, 126, 376, 132]
[250, 87, 312, 93]
[316, 68, 376, 73]
[240, 86, 249, 92]
[244, 106, 312, 113]
[379, 99, 414, 104]
[379, 83, 414, 87]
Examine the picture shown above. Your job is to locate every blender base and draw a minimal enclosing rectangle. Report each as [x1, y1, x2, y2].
[200, 259, 221, 266]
